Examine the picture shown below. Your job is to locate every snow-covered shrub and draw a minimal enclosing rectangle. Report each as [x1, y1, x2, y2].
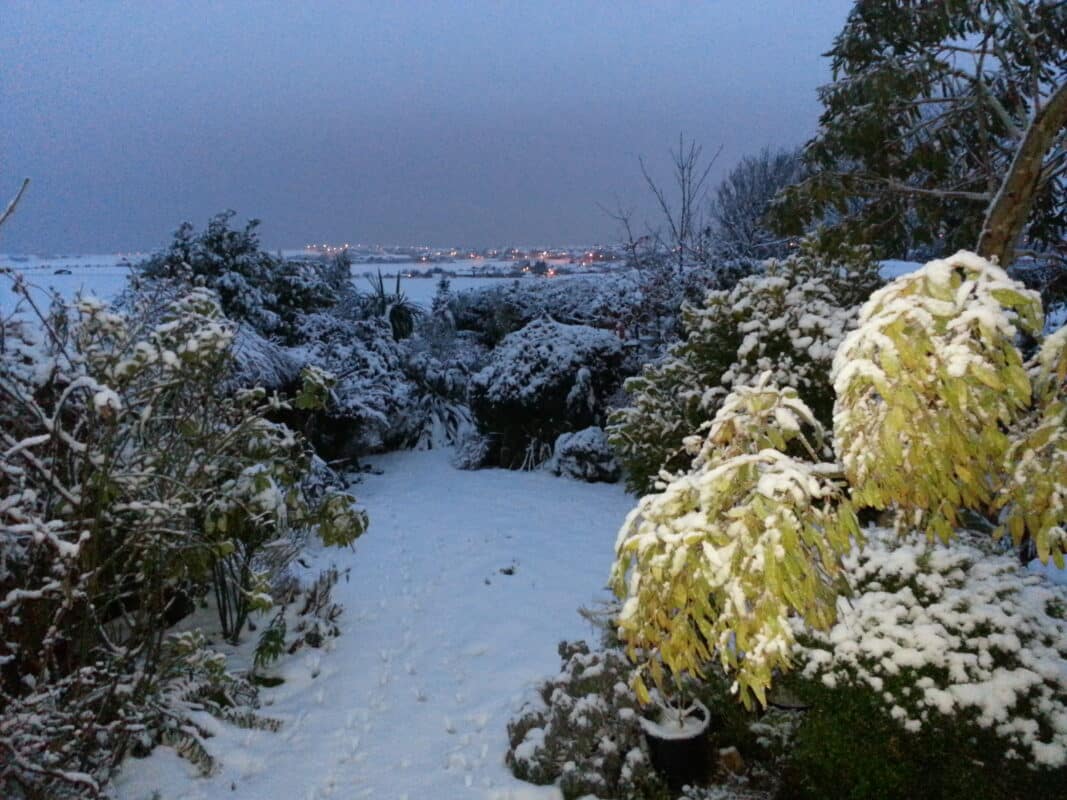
[289, 311, 483, 457]
[780, 527, 1067, 799]
[505, 641, 669, 800]
[611, 380, 860, 708]
[547, 426, 621, 483]
[450, 430, 494, 471]
[833, 251, 1061, 553]
[0, 283, 366, 795]
[139, 211, 343, 341]
[292, 313, 416, 457]
[469, 317, 624, 469]
[609, 242, 874, 495]
[452, 274, 642, 346]
[400, 345, 477, 450]
[230, 324, 303, 389]
[611, 251, 1066, 719]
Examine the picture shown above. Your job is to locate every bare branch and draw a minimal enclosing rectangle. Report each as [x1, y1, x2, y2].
[0, 178, 30, 230]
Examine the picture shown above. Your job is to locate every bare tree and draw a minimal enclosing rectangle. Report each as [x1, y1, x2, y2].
[639, 134, 722, 271]
[709, 147, 803, 261]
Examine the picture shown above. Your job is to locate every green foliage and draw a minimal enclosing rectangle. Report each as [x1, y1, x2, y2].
[253, 618, 288, 673]
[295, 363, 336, 411]
[772, 0, 1067, 259]
[780, 678, 1065, 800]
[611, 381, 860, 709]
[316, 491, 369, 548]
[833, 251, 1043, 543]
[612, 249, 1067, 728]
[997, 326, 1067, 565]
[608, 340, 728, 494]
[783, 527, 1067, 797]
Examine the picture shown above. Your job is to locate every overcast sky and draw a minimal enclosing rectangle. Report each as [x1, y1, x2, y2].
[1, 1, 854, 253]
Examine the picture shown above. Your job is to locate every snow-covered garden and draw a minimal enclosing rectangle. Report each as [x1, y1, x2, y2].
[4, 4, 1067, 799]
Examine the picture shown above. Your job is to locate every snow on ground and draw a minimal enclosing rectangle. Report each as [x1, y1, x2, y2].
[0, 253, 554, 312]
[0, 255, 136, 314]
[112, 449, 634, 800]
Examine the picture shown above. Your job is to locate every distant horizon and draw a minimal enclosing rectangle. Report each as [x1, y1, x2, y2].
[0, 238, 637, 259]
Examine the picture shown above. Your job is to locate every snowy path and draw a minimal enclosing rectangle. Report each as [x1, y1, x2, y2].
[113, 449, 635, 799]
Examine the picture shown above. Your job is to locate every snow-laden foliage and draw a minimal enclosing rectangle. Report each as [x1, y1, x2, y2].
[139, 211, 346, 341]
[547, 426, 621, 483]
[505, 641, 668, 800]
[452, 274, 642, 345]
[609, 242, 877, 494]
[229, 325, 303, 389]
[612, 250, 1066, 722]
[833, 251, 1049, 545]
[795, 527, 1067, 769]
[998, 326, 1067, 564]
[0, 284, 366, 796]
[470, 317, 624, 469]
[292, 313, 416, 455]
[401, 344, 477, 451]
[611, 379, 860, 708]
[290, 312, 481, 457]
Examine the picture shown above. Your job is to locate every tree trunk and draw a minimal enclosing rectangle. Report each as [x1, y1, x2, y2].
[977, 81, 1067, 267]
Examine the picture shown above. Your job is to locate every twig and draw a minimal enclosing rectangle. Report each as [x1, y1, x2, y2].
[0, 178, 30, 230]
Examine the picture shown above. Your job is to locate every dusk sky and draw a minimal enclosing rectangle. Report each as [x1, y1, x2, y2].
[1, 1, 854, 253]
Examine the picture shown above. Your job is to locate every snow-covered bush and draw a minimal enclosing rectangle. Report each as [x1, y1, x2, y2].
[797, 527, 1067, 766]
[611, 250, 1066, 719]
[833, 251, 1062, 555]
[505, 641, 668, 800]
[139, 211, 344, 341]
[292, 313, 416, 457]
[547, 426, 621, 483]
[469, 317, 624, 469]
[611, 380, 860, 708]
[450, 430, 494, 471]
[609, 242, 875, 495]
[0, 283, 366, 795]
[780, 527, 1067, 799]
[452, 274, 642, 346]
[400, 345, 477, 450]
[290, 311, 482, 457]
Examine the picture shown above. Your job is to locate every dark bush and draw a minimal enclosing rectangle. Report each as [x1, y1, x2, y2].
[469, 318, 624, 469]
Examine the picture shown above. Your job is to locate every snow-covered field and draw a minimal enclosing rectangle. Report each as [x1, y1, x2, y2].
[113, 449, 634, 800]
[0, 254, 137, 315]
[0, 253, 576, 313]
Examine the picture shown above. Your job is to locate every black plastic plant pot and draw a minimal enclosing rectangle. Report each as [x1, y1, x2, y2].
[638, 698, 712, 791]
